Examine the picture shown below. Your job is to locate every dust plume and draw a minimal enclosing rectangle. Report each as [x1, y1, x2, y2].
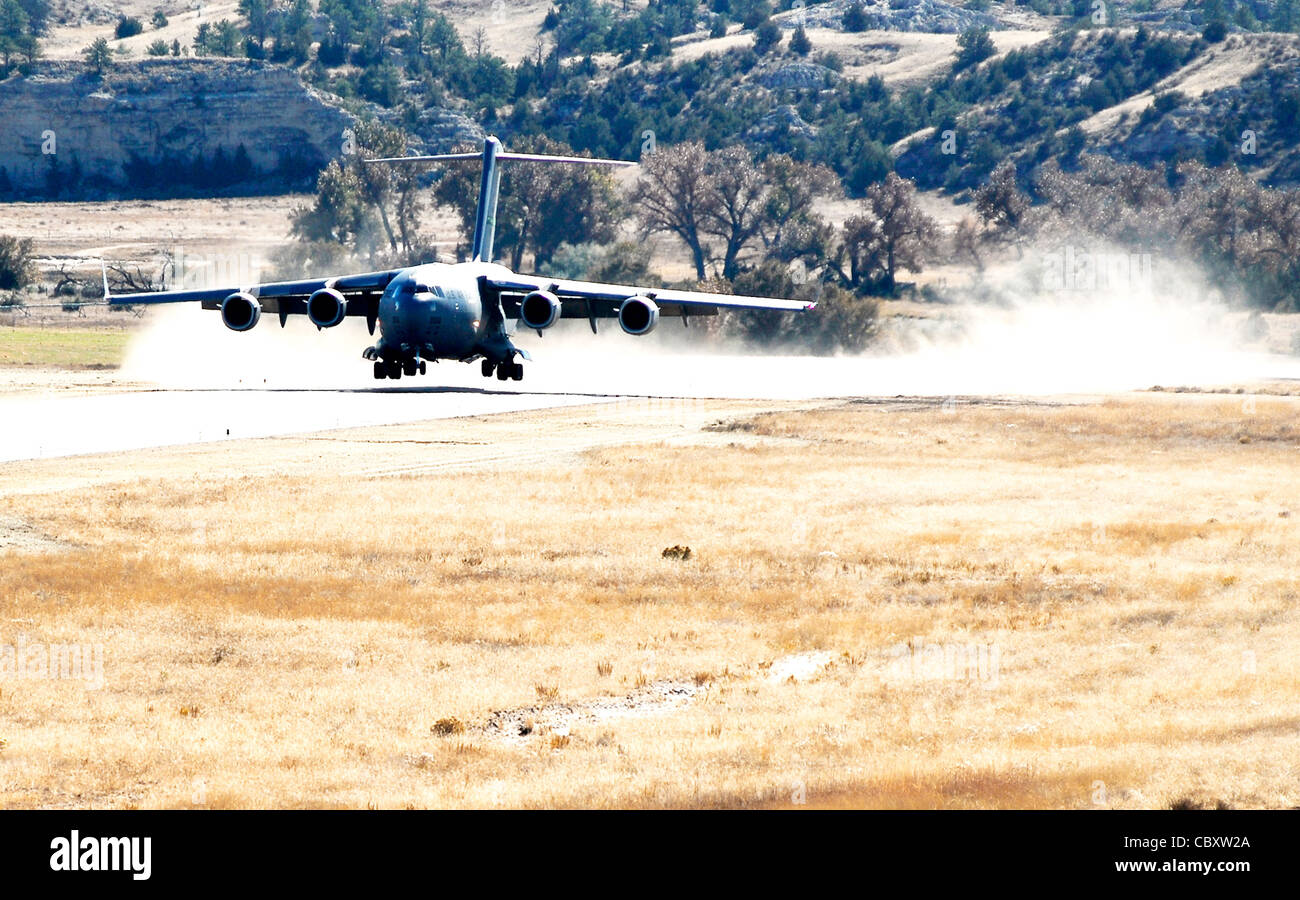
[120, 255, 1300, 400]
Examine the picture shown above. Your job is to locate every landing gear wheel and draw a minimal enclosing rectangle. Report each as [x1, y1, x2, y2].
[496, 364, 509, 381]
[387, 360, 401, 380]
[403, 359, 417, 377]
[373, 361, 385, 380]
[510, 362, 523, 381]
[418, 360, 427, 375]
[481, 359, 494, 378]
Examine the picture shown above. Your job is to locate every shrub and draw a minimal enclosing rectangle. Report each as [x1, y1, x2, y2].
[843, 0, 870, 31]
[790, 25, 811, 56]
[753, 19, 782, 53]
[115, 17, 144, 39]
[0, 234, 35, 291]
[955, 26, 995, 70]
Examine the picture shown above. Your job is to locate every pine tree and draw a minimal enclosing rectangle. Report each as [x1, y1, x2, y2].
[790, 24, 811, 56]
[83, 36, 113, 75]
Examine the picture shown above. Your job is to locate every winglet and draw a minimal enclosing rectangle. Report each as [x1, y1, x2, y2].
[100, 260, 110, 302]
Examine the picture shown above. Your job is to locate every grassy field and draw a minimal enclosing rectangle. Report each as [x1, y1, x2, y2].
[0, 392, 1297, 808]
[0, 327, 131, 369]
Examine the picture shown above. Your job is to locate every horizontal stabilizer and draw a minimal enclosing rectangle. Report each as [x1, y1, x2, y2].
[366, 152, 635, 168]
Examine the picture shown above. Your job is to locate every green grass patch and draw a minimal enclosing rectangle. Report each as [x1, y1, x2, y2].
[0, 328, 129, 369]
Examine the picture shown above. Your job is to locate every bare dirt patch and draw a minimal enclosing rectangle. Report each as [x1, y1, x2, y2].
[0, 514, 69, 552]
[481, 678, 703, 743]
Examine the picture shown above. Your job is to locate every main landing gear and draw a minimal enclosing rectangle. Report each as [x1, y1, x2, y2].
[482, 359, 523, 381]
[373, 359, 426, 380]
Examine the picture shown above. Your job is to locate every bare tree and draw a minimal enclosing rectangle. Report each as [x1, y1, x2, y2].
[953, 217, 986, 275]
[700, 146, 768, 281]
[631, 141, 713, 280]
[107, 262, 164, 292]
[974, 160, 1030, 255]
[758, 154, 840, 271]
[837, 173, 938, 293]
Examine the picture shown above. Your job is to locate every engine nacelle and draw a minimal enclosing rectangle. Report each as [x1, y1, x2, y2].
[618, 296, 659, 336]
[520, 290, 561, 331]
[307, 287, 348, 329]
[221, 292, 261, 332]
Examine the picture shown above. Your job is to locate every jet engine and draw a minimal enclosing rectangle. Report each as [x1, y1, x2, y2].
[221, 292, 261, 332]
[307, 287, 348, 329]
[520, 290, 561, 331]
[618, 296, 659, 336]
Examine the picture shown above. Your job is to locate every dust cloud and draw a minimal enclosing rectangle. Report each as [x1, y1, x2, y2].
[119, 275, 1300, 400]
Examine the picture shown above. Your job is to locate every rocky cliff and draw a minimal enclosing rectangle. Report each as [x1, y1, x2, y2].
[0, 59, 481, 199]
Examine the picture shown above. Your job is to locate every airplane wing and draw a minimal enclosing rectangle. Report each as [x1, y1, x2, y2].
[108, 269, 403, 331]
[484, 273, 815, 326]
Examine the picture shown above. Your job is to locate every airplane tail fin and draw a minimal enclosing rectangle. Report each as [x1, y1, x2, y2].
[366, 137, 635, 265]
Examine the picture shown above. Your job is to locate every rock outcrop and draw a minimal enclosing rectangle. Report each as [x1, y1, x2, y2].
[0, 59, 481, 199]
[780, 0, 1004, 33]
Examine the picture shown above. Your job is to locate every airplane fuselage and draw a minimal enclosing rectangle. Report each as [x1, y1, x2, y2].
[369, 261, 521, 368]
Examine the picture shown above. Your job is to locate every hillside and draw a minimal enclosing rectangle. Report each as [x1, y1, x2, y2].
[9, 1, 1299, 194]
[892, 26, 1300, 190]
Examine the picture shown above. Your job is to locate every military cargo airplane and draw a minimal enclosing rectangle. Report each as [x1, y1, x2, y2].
[106, 136, 815, 381]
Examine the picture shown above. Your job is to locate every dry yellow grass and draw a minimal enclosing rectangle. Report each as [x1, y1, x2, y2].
[1, 390, 1298, 808]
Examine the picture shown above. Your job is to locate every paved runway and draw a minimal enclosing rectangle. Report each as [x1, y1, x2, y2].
[5, 302, 1298, 463]
[0, 386, 620, 463]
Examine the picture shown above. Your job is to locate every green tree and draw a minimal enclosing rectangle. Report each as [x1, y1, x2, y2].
[729, 261, 878, 354]
[274, 0, 313, 64]
[954, 26, 995, 70]
[758, 154, 839, 270]
[195, 19, 244, 56]
[843, 0, 870, 32]
[400, 0, 436, 59]
[0, 0, 32, 70]
[789, 24, 811, 56]
[434, 136, 621, 269]
[291, 160, 377, 252]
[115, 16, 143, 39]
[83, 36, 113, 75]
[753, 18, 781, 54]
[239, 0, 271, 49]
[292, 121, 431, 264]
[1274, 0, 1299, 31]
